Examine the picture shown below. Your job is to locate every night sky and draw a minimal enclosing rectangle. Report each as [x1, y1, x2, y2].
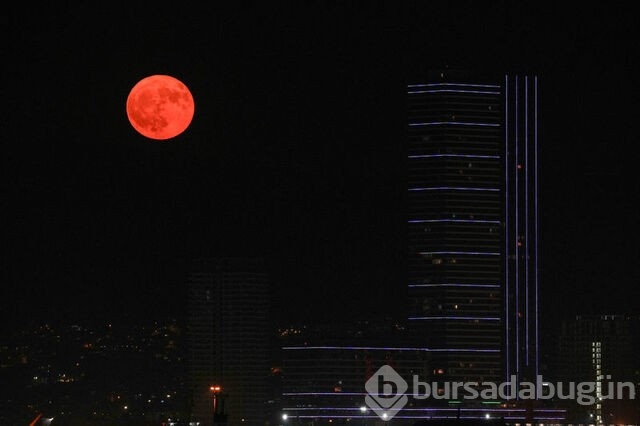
[3, 2, 639, 329]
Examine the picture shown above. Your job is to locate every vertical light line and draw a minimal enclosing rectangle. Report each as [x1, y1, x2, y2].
[525, 76, 530, 366]
[514, 75, 520, 382]
[504, 74, 510, 384]
[534, 76, 540, 380]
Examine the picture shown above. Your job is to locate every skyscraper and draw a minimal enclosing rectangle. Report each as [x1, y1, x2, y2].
[187, 257, 271, 426]
[274, 69, 561, 425]
[407, 68, 539, 389]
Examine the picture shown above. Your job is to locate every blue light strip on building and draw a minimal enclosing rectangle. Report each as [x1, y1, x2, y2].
[409, 121, 500, 127]
[408, 316, 500, 321]
[408, 154, 500, 159]
[408, 219, 501, 224]
[284, 407, 563, 413]
[504, 74, 510, 384]
[524, 76, 529, 365]
[419, 251, 500, 256]
[287, 416, 566, 421]
[515, 75, 520, 383]
[282, 346, 500, 352]
[407, 89, 500, 95]
[407, 83, 501, 89]
[408, 283, 500, 288]
[283, 396, 365, 399]
[534, 75, 540, 380]
[408, 187, 499, 192]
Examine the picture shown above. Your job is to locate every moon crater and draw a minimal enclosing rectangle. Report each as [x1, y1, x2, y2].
[126, 75, 195, 140]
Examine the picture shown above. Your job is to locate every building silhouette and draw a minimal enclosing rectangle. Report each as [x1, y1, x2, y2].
[277, 68, 568, 425]
[187, 257, 271, 426]
[555, 314, 640, 424]
[279, 318, 431, 423]
[407, 68, 540, 390]
[279, 319, 565, 425]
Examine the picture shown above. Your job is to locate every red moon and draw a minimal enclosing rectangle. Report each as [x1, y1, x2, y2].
[126, 74, 195, 140]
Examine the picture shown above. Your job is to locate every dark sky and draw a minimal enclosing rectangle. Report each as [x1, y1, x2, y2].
[3, 2, 639, 328]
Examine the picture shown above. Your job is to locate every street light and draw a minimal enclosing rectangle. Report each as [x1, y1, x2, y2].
[210, 385, 223, 424]
[359, 406, 367, 426]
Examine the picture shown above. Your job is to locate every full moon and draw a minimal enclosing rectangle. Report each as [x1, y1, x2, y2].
[126, 74, 195, 140]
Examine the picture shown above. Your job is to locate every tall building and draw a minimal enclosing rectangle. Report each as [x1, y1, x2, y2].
[274, 69, 565, 425]
[187, 257, 271, 426]
[555, 314, 640, 424]
[407, 68, 539, 389]
[279, 319, 565, 425]
[279, 318, 434, 423]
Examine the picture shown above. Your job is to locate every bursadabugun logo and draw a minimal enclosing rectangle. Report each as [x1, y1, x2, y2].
[363, 365, 636, 419]
[365, 365, 408, 420]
